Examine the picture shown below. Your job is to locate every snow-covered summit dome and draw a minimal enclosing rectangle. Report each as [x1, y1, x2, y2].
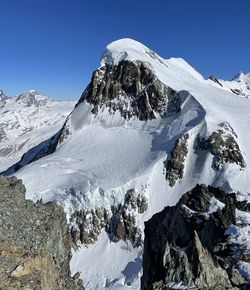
[100, 38, 204, 82]
[100, 38, 163, 66]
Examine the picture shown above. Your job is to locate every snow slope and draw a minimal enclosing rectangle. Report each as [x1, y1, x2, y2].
[208, 71, 250, 97]
[6, 39, 250, 289]
[0, 90, 75, 171]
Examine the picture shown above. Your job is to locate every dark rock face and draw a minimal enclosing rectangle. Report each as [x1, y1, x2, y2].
[141, 184, 248, 290]
[107, 189, 148, 246]
[195, 122, 245, 170]
[0, 176, 84, 290]
[70, 189, 148, 247]
[165, 134, 189, 187]
[77, 60, 179, 120]
[208, 75, 223, 87]
[230, 88, 245, 96]
[70, 207, 111, 245]
[230, 86, 250, 97]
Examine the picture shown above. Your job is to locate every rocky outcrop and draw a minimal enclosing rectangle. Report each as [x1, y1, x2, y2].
[209, 75, 223, 87]
[0, 176, 84, 290]
[230, 88, 244, 96]
[77, 60, 180, 120]
[195, 122, 245, 170]
[70, 207, 111, 245]
[141, 184, 249, 290]
[165, 134, 189, 186]
[107, 189, 148, 246]
[70, 189, 148, 247]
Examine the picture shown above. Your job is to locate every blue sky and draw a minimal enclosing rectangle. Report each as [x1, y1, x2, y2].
[0, 0, 249, 100]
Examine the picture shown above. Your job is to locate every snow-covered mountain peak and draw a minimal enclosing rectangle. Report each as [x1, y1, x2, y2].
[100, 38, 153, 66]
[233, 71, 245, 80]
[232, 71, 250, 82]
[0, 90, 76, 171]
[15, 90, 52, 107]
[72, 38, 205, 127]
[4, 39, 250, 289]
[0, 89, 8, 99]
[0, 90, 10, 109]
[100, 38, 205, 89]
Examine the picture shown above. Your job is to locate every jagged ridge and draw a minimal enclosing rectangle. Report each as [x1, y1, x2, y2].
[141, 184, 249, 290]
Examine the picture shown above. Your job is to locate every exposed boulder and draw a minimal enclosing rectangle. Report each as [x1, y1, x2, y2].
[195, 122, 245, 170]
[0, 176, 84, 290]
[165, 134, 189, 186]
[141, 184, 249, 290]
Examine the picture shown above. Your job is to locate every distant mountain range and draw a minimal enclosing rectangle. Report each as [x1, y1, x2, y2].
[0, 89, 75, 171]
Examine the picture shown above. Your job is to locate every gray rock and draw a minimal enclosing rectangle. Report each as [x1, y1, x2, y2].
[141, 184, 247, 290]
[230, 88, 244, 96]
[195, 122, 245, 170]
[77, 60, 179, 120]
[0, 176, 84, 290]
[208, 75, 223, 87]
[70, 189, 148, 247]
[192, 230, 231, 289]
[165, 134, 189, 186]
[70, 207, 110, 245]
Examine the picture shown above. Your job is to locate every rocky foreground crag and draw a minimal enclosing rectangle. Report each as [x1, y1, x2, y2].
[141, 184, 250, 290]
[0, 176, 84, 290]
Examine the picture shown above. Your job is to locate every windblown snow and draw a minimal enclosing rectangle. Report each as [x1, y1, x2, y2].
[4, 38, 250, 289]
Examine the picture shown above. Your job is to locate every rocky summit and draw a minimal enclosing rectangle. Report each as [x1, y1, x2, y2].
[0, 176, 84, 290]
